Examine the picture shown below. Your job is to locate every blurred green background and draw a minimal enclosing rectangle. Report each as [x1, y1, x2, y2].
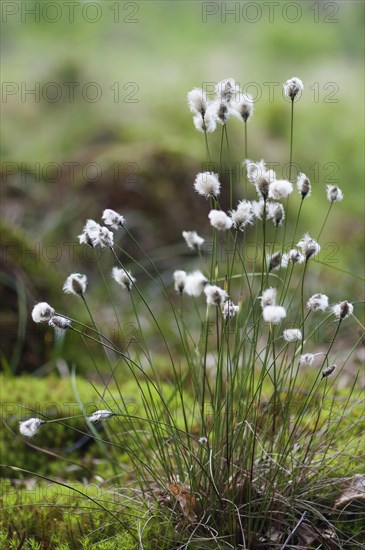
[1, 0, 364, 375]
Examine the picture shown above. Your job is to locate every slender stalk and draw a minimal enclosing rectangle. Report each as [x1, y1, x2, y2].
[224, 124, 233, 209]
[69, 326, 125, 357]
[260, 196, 268, 293]
[270, 324, 278, 435]
[317, 202, 333, 241]
[320, 319, 342, 369]
[299, 260, 308, 352]
[201, 305, 211, 428]
[244, 121, 248, 195]
[281, 99, 295, 254]
[203, 123, 211, 163]
[292, 197, 304, 246]
[219, 124, 225, 175]
[288, 99, 294, 184]
[281, 512, 307, 549]
[80, 294, 97, 331]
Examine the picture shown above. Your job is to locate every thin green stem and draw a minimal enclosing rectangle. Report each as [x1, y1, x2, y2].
[224, 124, 233, 209]
[201, 305, 211, 429]
[292, 197, 304, 246]
[320, 319, 342, 369]
[288, 99, 294, 184]
[317, 202, 333, 241]
[203, 123, 211, 163]
[244, 121, 248, 195]
[219, 124, 225, 178]
[260, 196, 268, 294]
[299, 260, 308, 352]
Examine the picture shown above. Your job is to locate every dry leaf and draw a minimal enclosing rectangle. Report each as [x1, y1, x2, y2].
[169, 482, 197, 523]
[334, 474, 365, 510]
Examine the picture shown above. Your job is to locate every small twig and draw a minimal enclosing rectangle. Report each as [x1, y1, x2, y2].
[281, 511, 307, 549]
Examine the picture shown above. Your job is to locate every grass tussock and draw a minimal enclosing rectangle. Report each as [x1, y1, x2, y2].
[2, 76, 364, 549]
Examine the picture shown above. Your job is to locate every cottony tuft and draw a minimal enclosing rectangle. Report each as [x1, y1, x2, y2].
[194, 172, 221, 198]
[283, 77, 304, 100]
[19, 418, 44, 438]
[63, 273, 88, 297]
[32, 302, 55, 323]
[112, 267, 136, 291]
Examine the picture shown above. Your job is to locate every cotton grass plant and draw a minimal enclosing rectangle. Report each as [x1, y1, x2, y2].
[13, 76, 365, 549]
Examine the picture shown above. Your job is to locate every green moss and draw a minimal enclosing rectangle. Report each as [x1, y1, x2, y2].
[1, 482, 120, 548]
[0, 372, 192, 480]
[0, 479, 177, 550]
[0, 374, 145, 479]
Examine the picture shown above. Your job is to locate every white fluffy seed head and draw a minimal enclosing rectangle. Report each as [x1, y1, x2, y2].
[102, 209, 125, 229]
[184, 271, 208, 297]
[282, 249, 305, 268]
[283, 329, 302, 342]
[63, 273, 88, 297]
[77, 219, 99, 247]
[194, 172, 221, 198]
[245, 160, 276, 199]
[269, 180, 293, 201]
[208, 210, 233, 231]
[297, 233, 320, 260]
[78, 219, 114, 249]
[49, 316, 72, 331]
[332, 301, 353, 320]
[251, 200, 265, 220]
[257, 177, 270, 199]
[267, 202, 285, 227]
[87, 410, 114, 423]
[263, 305, 286, 324]
[112, 267, 135, 291]
[326, 185, 344, 203]
[204, 284, 228, 306]
[193, 109, 217, 133]
[182, 231, 205, 251]
[213, 101, 233, 125]
[187, 87, 209, 115]
[299, 353, 315, 366]
[268, 251, 282, 272]
[260, 288, 277, 308]
[19, 418, 44, 437]
[322, 365, 336, 378]
[173, 270, 187, 294]
[283, 77, 304, 100]
[231, 92, 254, 122]
[31, 302, 55, 323]
[230, 200, 254, 230]
[222, 300, 239, 319]
[98, 226, 114, 248]
[245, 159, 266, 184]
[307, 293, 329, 312]
[297, 173, 311, 198]
[216, 78, 237, 103]
[289, 249, 305, 264]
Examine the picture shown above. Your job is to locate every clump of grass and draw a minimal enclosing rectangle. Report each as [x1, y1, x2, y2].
[5, 76, 364, 549]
